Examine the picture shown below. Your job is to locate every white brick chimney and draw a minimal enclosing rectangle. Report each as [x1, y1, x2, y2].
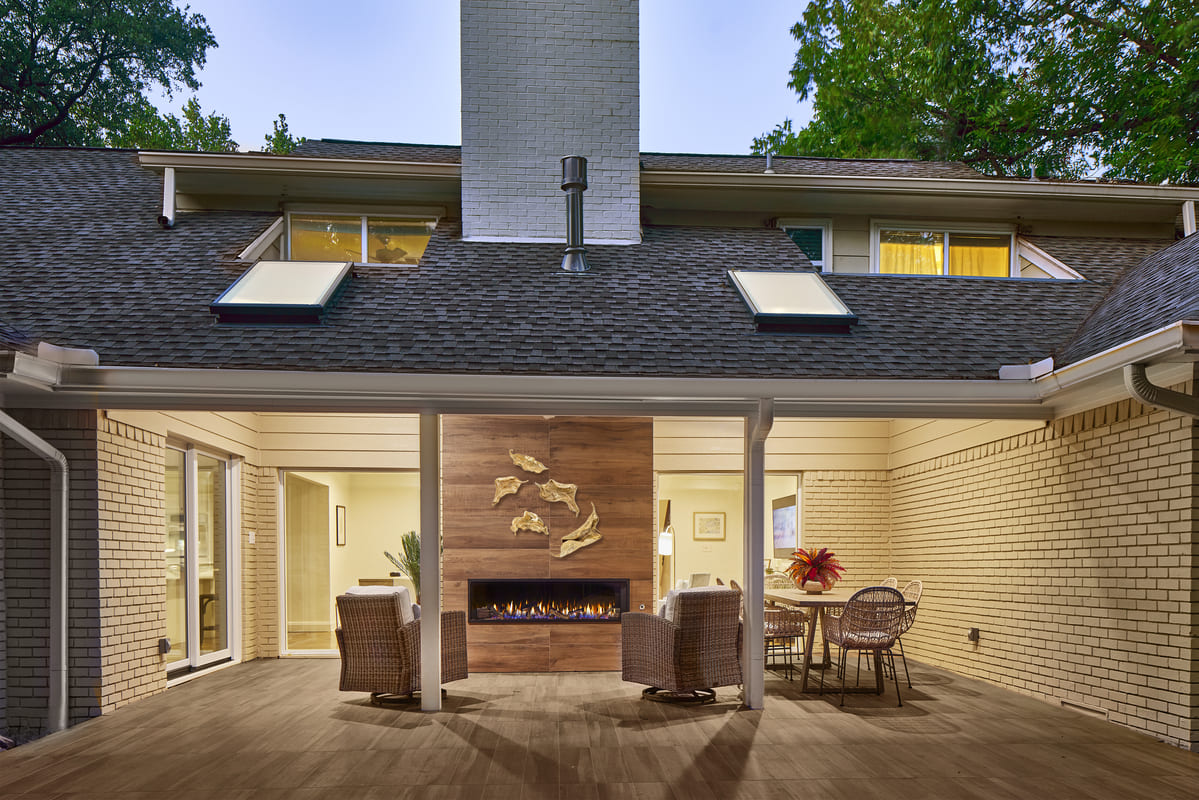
[460, 0, 641, 243]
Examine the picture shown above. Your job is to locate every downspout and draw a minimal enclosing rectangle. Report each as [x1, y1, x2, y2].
[742, 398, 774, 710]
[0, 410, 69, 733]
[1124, 363, 1199, 418]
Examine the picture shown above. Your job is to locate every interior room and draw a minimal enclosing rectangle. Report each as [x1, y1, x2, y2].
[282, 470, 421, 652]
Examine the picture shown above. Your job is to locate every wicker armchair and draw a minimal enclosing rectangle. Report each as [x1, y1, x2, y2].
[621, 586, 742, 704]
[880, 576, 898, 589]
[335, 591, 468, 705]
[820, 586, 906, 706]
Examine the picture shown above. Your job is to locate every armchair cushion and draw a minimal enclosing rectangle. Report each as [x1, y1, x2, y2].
[344, 584, 415, 624]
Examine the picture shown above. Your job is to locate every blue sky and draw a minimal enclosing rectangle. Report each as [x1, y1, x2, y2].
[159, 1, 813, 153]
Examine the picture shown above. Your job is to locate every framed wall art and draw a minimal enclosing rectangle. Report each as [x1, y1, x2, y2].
[693, 511, 725, 541]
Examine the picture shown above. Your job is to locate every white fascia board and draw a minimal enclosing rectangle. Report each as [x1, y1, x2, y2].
[42, 367, 1048, 419]
[640, 170, 1199, 204]
[137, 151, 460, 181]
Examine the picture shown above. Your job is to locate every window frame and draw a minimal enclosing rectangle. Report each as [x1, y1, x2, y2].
[284, 205, 442, 266]
[777, 218, 833, 272]
[869, 220, 1017, 278]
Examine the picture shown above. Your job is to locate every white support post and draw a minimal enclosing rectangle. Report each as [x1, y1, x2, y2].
[742, 398, 774, 709]
[419, 413, 442, 711]
[1183, 200, 1196, 237]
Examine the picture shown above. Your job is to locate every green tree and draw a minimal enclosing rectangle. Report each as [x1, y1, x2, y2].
[754, 1, 1199, 182]
[262, 112, 305, 154]
[0, 0, 216, 146]
[107, 97, 237, 151]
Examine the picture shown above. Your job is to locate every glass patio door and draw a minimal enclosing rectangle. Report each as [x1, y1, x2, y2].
[165, 445, 232, 673]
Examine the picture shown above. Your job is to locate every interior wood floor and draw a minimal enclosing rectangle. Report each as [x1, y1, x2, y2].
[2, 658, 1196, 799]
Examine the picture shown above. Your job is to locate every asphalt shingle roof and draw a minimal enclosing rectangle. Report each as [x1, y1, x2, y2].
[0, 147, 1187, 380]
[1058, 233, 1199, 365]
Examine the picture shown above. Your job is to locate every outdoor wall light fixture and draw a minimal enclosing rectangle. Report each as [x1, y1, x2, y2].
[967, 627, 980, 642]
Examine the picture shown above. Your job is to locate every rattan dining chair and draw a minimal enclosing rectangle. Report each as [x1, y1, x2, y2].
[892, 579, 923, 688]
[881, 576, 898, 589]
[820, 585, 906, 706]
[728, 578, 806, 681]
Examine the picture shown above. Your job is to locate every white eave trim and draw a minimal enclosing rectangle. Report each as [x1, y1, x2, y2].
[137, 151, 461, 180]
[639, 170, 1199, 203]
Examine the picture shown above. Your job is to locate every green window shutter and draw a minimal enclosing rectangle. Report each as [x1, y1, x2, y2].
[786, 228, 823, 264]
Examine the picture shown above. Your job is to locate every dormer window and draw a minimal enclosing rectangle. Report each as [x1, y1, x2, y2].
[287, 213, 436, 265]
[872, 222, 1014, 277]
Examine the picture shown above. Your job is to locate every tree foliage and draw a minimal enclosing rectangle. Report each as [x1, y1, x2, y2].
[0, 0, 216, 146]
[753, 1, 1199, 182]
[105, 96, 236, 151]
[262, 112, 305, 154]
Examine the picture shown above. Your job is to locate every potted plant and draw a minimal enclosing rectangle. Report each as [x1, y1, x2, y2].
[785, 547, 845, 594]
[384, 530, 422, 603]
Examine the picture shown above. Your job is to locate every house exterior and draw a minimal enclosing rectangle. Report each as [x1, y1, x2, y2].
[2, 0, 1198, 751]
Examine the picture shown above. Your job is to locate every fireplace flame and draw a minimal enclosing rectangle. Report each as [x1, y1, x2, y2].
[478, 599, 620, 621]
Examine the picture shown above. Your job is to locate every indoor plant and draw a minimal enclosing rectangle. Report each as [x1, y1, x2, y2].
[384, 530, 422, 603]
[785, 547, 845, 593]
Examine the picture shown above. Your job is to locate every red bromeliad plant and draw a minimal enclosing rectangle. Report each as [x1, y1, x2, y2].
[785, 547, 845, 589]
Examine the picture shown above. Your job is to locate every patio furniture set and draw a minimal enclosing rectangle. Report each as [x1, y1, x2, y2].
[332, 579, 923, 708]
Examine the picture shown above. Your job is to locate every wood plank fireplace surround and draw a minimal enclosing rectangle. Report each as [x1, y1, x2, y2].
[442, 416, 654, 671]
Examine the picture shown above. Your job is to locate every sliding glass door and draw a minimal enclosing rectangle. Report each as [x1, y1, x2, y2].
[165, 445, 232, 674]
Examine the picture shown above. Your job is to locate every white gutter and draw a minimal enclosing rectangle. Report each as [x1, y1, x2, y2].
[34, 367, 1050, 419]
[1034, 321, 1199, 397]
[0, 410, 69, 733]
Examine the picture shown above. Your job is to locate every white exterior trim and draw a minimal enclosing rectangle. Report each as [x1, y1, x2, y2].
[237, 217, 284, 261]
[1016, 238, 1085, 280]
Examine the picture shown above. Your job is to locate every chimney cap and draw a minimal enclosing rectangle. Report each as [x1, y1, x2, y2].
[561, 155, 588, 191]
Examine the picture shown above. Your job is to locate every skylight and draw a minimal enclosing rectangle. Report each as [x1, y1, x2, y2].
[210, 260, 351, 324]
[728, 270, 858, 334]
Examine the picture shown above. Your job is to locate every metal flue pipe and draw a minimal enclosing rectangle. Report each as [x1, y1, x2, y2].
[560, 155, 591, 272]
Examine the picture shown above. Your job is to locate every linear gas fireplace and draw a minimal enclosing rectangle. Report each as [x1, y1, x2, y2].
[468, 578, 629, 623]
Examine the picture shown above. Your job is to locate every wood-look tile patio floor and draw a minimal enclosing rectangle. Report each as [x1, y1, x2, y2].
[1, 658, 1196, 799]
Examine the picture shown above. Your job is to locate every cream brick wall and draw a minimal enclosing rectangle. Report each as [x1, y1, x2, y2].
[889, 393, 1197, 750]
[801, 471, 892, 586]
[252, 465, 280, 658]
[95, 415, 167, 712]
[0, 409, 101, 741]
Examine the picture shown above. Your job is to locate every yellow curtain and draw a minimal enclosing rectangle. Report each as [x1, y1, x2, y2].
[879, 230, 943, 274]
[948, 234, 1010, 277]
